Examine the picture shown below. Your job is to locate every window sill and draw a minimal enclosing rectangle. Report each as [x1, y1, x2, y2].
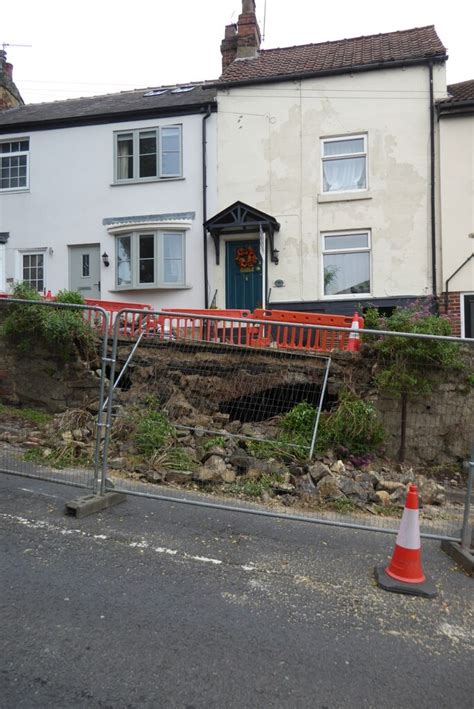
[110, 285, 192, 292]
[317, 191, 372, 204]
[322, 293, 373, 300]
[0, 188, 30, 195]
[110, 177, 185, 187]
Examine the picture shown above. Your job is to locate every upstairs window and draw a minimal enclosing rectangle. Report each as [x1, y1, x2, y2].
[321, 135, 367, 193]
[115, 126, 182, 182]
[116, 231, 185, 288]
[0, 138, 29, 191]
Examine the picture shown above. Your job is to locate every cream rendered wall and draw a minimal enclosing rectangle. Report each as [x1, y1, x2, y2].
[213, 64, 447, 307]
[0, 112, 217, 309]
[439, 114, 474, 292]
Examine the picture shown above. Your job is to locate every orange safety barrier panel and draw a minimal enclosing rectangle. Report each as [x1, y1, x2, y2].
[164, 308, 253, 345]
[83, 298, 155, 337]
[249, 309, 362, 353]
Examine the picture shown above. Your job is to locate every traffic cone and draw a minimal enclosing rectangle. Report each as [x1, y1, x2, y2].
[375, 484, 437, 598]
[346, 312, 361, 352]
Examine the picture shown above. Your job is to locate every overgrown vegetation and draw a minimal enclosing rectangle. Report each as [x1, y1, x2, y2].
[362, 300, 463, 461]
[228, 473, 284, 498]
[24, 446, 91, 470]
[1, 283, 95, 361]
[0, 403, 52, 427]
[203, 435, 227, 451]
[268, 396, 384, 459]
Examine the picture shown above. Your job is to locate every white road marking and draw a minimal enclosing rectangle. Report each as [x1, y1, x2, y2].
[19, 487, 59, 500]
[185, 554, 222, 565]
[1, 513, 232, 571]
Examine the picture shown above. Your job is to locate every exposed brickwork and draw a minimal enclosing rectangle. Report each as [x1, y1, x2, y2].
[0, 51, 24, 110]
[221, 0, 261, 70]
[439, 291, 461, 336]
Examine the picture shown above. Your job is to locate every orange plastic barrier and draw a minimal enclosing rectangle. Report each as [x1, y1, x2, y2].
[83, 298, 154, 337]
[249, 309, 362, 353]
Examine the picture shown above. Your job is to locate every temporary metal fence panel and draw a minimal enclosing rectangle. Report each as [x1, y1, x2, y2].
[100, 309, 473, 543]
[0, 298, 110, 494]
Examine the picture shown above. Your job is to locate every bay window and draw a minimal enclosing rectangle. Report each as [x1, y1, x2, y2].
[322, 231, 371, 297]
[115, 125, 182, 182]
[321, 135, 367, 193]
[116, 231, 185, 288]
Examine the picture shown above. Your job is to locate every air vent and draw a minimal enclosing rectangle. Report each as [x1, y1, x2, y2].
[143, 89, 169, 97]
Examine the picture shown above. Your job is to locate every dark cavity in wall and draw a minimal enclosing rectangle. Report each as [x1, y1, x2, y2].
[219, 383, 336, 423]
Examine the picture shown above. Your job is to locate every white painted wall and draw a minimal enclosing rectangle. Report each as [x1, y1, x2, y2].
[0, 112, 217, 310]
[212, 64, 447, 307]
[439, 114, 474, 293]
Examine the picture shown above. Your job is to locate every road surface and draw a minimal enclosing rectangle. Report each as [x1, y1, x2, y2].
[0, 473, 472, 708]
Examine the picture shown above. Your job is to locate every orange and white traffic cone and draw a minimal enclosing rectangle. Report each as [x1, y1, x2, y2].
[346, 312, 361, 352]
[375, 484, 437, 598]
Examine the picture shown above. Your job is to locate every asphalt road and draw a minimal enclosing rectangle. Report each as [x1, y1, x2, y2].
[0, 473, 472, 709]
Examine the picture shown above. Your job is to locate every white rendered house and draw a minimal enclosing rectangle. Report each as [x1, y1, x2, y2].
[0, 82, 217, 309]
[206, 1, 450, 317]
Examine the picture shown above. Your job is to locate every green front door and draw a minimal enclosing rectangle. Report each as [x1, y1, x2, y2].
[226, 240, 262, 310]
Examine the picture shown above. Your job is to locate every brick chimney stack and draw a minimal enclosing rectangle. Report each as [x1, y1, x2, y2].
[220, 0, 261, 72]
[0, 50, 24, 110]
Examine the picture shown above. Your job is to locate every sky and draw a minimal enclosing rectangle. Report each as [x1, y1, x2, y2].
[2, 0, 473, 105]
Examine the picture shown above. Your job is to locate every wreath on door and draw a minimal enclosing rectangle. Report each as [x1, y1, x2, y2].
[235, 246, 258, 270]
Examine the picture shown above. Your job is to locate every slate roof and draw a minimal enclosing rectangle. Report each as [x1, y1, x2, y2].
[445, 79, 474, 103]
[218, 26, 447, 86]
[0, 82, 217, 131]
[437, 79, 474, 116]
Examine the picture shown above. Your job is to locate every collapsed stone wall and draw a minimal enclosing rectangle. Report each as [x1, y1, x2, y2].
[114, 341, 474, 466]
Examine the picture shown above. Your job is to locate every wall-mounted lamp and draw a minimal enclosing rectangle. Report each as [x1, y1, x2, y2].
[48, 247, 54, 256]
[102, 251, 110, 267]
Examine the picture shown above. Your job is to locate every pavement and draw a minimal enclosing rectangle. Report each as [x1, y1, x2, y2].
[0, 472, 472, 709]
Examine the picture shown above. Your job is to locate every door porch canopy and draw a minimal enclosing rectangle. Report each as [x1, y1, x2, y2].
[205, 201, 280, 265]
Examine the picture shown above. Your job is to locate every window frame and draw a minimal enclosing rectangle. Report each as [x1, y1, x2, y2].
[321, 229, 372, 299]
[113, 125, 183, 184]
[115, 230, 186, 289]
[0, 137, 30, 192]
[19, 249, 46, 293]
[320, 134, 368, 195]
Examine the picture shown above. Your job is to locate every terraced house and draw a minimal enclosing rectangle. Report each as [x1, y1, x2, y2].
[206, 1, 450, 318]
[0, 1, 472, 335]
[0, 50, 217, 309]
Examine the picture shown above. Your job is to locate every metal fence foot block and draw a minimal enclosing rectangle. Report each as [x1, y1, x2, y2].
[64, 492, 126, 518]
[440, 540, 474, 576]
[374, 566, 437, 598]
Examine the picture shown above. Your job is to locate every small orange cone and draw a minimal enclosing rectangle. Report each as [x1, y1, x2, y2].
[375, 484, 437, 598]
[346, 312, 361, 352]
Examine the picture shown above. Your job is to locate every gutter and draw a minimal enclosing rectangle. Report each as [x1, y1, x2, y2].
[212, 54, 447, 90]
[437, 100, 474, 118]
[429, 62, 437, 301]
[202, 104, 213, 308]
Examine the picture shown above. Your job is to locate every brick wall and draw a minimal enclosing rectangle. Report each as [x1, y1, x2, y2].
[439, 291, 461, 336]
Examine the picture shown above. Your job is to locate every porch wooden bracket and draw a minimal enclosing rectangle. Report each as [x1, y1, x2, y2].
[205, 201, 280, 266]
